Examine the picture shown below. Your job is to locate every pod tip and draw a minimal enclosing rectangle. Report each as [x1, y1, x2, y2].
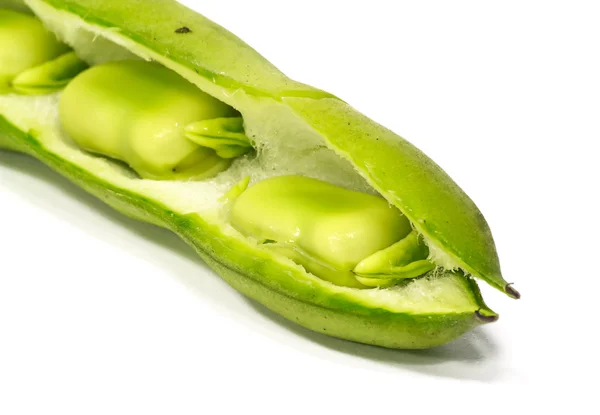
[505, 283, 521, 299]
[475, 309, 499, 323]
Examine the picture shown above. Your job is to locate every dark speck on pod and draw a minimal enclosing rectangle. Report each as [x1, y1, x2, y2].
[175, 26, 191, 34]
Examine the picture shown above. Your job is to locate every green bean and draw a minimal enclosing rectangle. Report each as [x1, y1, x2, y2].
[0, 8, 85, 93]
[229, 175, 435, 288]
[59, 60, 251, 180]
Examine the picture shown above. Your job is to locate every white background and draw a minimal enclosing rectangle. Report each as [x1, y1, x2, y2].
[1, 0, 598, 413]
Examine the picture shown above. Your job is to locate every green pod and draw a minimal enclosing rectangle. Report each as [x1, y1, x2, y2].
[0, 0, 516, 349]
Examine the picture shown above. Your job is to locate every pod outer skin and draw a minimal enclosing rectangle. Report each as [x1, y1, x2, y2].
[0, 117, 493, 349]
[19, 0, 513, 297]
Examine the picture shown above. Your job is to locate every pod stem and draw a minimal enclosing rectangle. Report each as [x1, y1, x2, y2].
[505, 284, 521, 299]
[475, 309, 499, 323]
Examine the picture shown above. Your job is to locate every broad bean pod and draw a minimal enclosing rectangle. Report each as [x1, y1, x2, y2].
[0, 0, 518, 349]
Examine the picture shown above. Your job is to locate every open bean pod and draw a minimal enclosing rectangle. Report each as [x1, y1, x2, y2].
[0, 0, 517, 349]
